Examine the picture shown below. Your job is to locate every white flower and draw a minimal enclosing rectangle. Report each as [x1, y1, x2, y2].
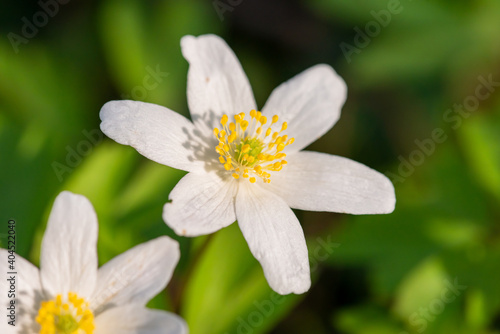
[0, 191, 187, 334]
[99, 34, 395, 295]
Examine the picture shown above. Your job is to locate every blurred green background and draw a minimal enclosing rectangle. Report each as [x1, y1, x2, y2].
[1, 0, 500, 333]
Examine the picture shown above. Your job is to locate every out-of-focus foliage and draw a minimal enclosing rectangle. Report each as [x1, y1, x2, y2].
[1, 0, 499, 333]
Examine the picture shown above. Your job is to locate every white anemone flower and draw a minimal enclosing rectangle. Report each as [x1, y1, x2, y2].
[99, 34, 395, 295]
[0, 191, 187, 334]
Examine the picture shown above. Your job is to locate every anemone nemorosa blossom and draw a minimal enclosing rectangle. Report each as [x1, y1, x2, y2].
[0, 192, 187, 334]
[100, 34, 395, 295]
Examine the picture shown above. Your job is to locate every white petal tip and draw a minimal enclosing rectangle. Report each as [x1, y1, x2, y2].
[271, 274, 311, 295]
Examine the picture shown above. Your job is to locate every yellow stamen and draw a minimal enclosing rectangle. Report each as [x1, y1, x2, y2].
[36, 292, 94, 334]
[213, 111, 293, 184]
[221, 115, 228, 126]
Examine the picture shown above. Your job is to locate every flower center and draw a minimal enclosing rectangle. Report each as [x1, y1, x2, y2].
[36, 292, 94, 334]
[214, 110, 294, 183]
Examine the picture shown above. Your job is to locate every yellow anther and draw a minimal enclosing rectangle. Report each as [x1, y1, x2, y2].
[287, 138, 295, 145]
[221, 115, 228, 126]
[215, 112, 293, 184]
[37, 292, 94, 334]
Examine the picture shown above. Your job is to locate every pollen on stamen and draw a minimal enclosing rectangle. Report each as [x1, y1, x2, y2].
[214, 110, 294, 184]
[36, 292, 95, 334]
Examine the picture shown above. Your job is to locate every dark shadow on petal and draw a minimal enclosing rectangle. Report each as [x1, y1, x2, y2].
[16, 289, 45, 333]
[181, 108, 231, 178]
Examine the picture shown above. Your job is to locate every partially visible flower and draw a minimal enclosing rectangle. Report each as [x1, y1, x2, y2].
[0, 191, 187, 334]
[100, 34, 395, 295]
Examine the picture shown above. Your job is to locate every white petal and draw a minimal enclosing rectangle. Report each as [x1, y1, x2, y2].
[163, 172, 237, 237]
[91, 236, 180, 314]
[100, 100, 205, 173]
[40, 191, 98, 299]
[181, 34, 257, 134]
[269, 151, 396, 214]
[261, 64, 347, 152]
[0, 250, 42, 333]
[95, 305, 188, 334]
[235, 183, 310, 295]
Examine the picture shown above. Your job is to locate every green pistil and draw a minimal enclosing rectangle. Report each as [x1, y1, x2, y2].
[236, 138, 264, 167]
[56, 314, 79, 333]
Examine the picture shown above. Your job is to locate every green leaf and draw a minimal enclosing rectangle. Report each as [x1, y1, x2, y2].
[458, 110, 500, 201]
[334, 304, 403, 334]
[392, 256, 449, 320]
